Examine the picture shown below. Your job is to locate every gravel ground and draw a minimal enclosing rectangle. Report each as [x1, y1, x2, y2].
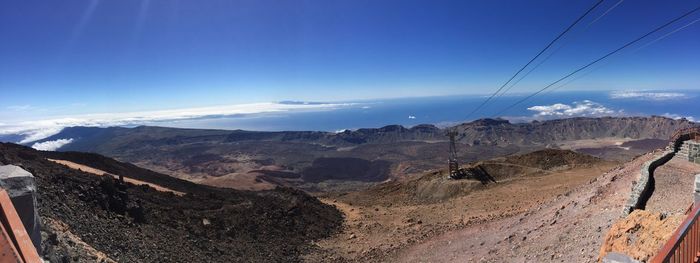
[646, 157, 700, 215]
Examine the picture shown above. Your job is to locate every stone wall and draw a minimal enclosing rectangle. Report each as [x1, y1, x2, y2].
[623, 150, 675, 215]
[687, 141, 700, 164]
[676, 141, 700, 164]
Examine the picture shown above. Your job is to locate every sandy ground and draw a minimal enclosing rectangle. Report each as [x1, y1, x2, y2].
[556, 138, 633, 150]
[48, 159, 185, 196]
[305, 158, 630, 262]
[132, 160, 279, 191]
[194, 173, 277, 191]
[646, 156, 700, 215]
[43, 217, 117, 263]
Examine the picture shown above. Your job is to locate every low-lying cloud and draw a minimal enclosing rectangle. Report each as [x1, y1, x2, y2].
[661, 113, 696, 122]
[31, 138, 74, 151]
[0, 101, 355, 144]
[610, 91, 687, 101]
[527, 100, 619, 118]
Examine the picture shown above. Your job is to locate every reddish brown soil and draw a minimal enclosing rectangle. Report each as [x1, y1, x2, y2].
[598, 210, 684, 262]
[48, 159, 185, 195]
[304, 149, 627, 262]
[392, 153, 650, 263]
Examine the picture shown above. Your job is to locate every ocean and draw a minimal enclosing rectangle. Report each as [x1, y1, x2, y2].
[140, 90, 699, 132]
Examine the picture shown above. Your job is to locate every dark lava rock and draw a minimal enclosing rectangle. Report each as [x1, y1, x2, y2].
[0, 143, 343, 262]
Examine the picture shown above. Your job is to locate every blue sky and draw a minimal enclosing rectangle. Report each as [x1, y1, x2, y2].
[1, 0, 699, 122]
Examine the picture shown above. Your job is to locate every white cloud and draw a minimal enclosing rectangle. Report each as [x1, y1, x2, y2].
[661, 113, 696, 122]
[527, 100, 619, 118]
[0, 101, 355, 143]
[17, 126, 66, 144]
[6, 105, 34, 111]
[610, 91, 686, 101]
[408, 115, 416, 119]
[31, 138, 74, 151]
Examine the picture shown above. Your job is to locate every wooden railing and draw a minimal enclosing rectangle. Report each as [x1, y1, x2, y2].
[0, 190, 42, 263]
[670, 127, 700, 152]
[671, 127, 700, 142]
[651, 203, 700, 263]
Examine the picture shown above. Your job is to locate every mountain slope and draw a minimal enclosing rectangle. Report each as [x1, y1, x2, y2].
[0, 143, 342, 262]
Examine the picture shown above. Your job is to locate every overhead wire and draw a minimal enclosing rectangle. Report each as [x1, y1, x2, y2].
[542, 15, 700, 96]
[492, 4, 700, 118]
[463, 0, 606, 120]
[493, 0, 626, 101]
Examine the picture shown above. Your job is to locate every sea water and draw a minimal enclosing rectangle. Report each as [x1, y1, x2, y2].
[143, 90, 700, 132]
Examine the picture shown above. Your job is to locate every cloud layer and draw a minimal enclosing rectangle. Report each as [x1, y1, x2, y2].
[527, 100, 618, 118]
[0, 101, 354, 144]
[31, 138, 74, 151]
[661, 113, 696, 122]
[610, 91, 686, 101]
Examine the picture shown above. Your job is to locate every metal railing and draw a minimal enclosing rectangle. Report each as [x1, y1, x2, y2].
[651, 203, 700, 263]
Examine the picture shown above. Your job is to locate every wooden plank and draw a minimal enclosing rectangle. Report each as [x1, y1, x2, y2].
[0, 190, 41, 263]
[0, 220, 23, 263]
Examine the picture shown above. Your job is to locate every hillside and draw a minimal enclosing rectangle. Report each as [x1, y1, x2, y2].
[305, 149, 621, 262]
[0, 143, 342, 262]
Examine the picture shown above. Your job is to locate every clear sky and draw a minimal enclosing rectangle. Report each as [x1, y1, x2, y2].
[1, 0, 699, 121]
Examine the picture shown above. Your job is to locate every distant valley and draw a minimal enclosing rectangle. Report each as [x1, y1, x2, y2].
[23, 116, 695, 192]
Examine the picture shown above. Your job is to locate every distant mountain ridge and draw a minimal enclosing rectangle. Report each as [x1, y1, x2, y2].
[34, 116, 695, 151]
[35, 123, 445, 151]
[454, 116, 697, 146]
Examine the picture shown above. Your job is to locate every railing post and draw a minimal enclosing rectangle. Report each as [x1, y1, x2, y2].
[695, 174, 700, 209]
[693, 174, 700, 208]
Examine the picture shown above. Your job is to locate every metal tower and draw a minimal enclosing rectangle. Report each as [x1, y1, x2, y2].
[447, 129, 460, 179]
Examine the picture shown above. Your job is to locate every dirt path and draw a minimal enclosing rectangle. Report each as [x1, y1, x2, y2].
[646, 157, 700, 215]
[48, 159, 185, 196]
[306, 159, 625, 262]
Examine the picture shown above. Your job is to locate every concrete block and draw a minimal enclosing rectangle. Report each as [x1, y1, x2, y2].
[0, 165, 42, 255]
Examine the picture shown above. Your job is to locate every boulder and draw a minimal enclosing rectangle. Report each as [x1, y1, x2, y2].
[0, 165, 42, 254]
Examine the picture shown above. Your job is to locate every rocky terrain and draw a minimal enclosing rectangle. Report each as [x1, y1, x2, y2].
[303, 149, 624, 262]
[599, 210, 684, 261]
[21, 116, 695, 193]
[304, 146, 698, 263]
[0, 143, 342, 262]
